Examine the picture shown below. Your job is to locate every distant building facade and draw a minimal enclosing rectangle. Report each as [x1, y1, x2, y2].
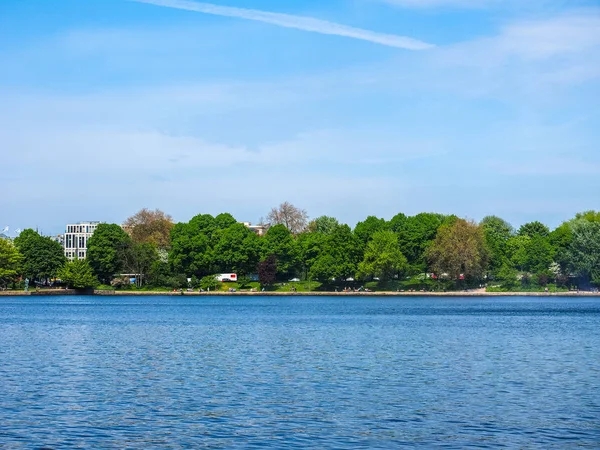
[64, 222, 99, 260]
[240, 222, 270, 237]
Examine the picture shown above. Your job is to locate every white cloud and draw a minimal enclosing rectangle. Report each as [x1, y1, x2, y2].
[131, 0, 434, 50]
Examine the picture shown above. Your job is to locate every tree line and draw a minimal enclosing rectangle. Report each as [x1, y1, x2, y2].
[1, 205, 599, 291]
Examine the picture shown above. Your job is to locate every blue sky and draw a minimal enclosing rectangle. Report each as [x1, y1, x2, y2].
[1, 0, 599, 235]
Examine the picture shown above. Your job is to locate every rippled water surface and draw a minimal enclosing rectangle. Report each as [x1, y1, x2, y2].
[1, 296, 599, 448]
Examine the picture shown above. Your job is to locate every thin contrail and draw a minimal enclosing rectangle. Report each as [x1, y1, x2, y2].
[131, 0, 434, 50]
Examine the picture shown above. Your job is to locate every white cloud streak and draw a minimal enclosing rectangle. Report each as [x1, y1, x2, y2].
[131, 0, 434, 50]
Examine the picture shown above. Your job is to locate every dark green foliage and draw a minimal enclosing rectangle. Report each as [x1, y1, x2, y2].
[14, 229, 66, 281]
[212, 223, 260, 275]
[481, 216, 514, 277]
[261, 225, 298, 279]
[87, 224, 131, 284]
[518, 221, 550, 238]
[354, 216, 388, 247]
[58, 259, 98, 289]
[396, 213, 456, 273]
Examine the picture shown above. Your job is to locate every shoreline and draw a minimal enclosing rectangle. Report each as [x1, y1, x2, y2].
[1, 290, 599, 297]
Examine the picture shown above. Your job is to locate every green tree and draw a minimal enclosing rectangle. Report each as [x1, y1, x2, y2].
[518, 221, 550, 238]
[261, 225, 299, 279]
[523, 235, 554, 274]
[307, 216, 340, 235]
[212, 223, 260, 275]
[0, 239, 22, 289]
[354, 216, 388, 247]
[121, 242, 159, 287]
[566, 220, 600, 287]
[14, 229, 66, 282]
[87, 224, 131, 284]
[357, 231, 407, 281]
[550, 222, 573, 272]
[426, 219, 489, 282]
[574, 210, 600, 223]
[506, 235, 531, 272]
[397, 213, 455, 273]
[214, 213, 237, 230]
[200, 275, 220, 291]
[57, 259, 98, 289]
[481, 216, 514, 277]
[495, 263, 519, 291]
[169, 214, 216, 277]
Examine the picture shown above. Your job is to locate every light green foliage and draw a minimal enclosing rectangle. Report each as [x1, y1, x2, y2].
[14, 229, 66, 281]
[357, 231, 407, 281]
[87, 224, 132, 284]
[426, 219, 489, 281]
[574, 210, 600, 223]
[567, 220, 600, 287]
[58, 259, 98, 289]
[200, 275, 220, 291]
[506, 235, 530, 272]
[0, 239, 22, 288]
[307, 216, 340, 235]
[523, 235, 555, 274]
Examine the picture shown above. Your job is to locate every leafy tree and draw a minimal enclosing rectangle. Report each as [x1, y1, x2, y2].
[200, 275, 220, 291]
[357, 231, 407, 281]
[388, 213, 408, 234]
[481, 216, 514, 277]
[309, 254, 337, 282]
[495, 263, 519, 291]
[327, 224, 362, 281]
[0, 239, 22, 289]
[258, 255, 277, 287]
[261, 225, 299, 279]
[169, 214, 216, 277]
[518, 221, 550, 238]
[123, 208, 173, 249]
[212, 223, 260, 275]
[574, 210, 600, 223]
[354, 216, 388, 247]
[566, 220, 600, 287]
[267, 202, 308, 235]
[121, 242, 159, 287]
[14, 229, 66, 282]
[426, 219, 489, 282]
[307, 216, 340, 235]
[214, 213, 237, 230]
[506, 235, 531, 272]
[87, 224, 131, 284]
[397, 213, 455, 273]
[57, 259, 98, 289]
[523, 235, 554, 274]
[550, 222, 573, 271]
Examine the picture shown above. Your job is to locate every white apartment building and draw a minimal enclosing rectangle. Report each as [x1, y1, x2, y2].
[64, 222, 100, 260]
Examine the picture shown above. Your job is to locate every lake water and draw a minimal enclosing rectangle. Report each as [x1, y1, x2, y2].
[1, 296, 599, 448]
